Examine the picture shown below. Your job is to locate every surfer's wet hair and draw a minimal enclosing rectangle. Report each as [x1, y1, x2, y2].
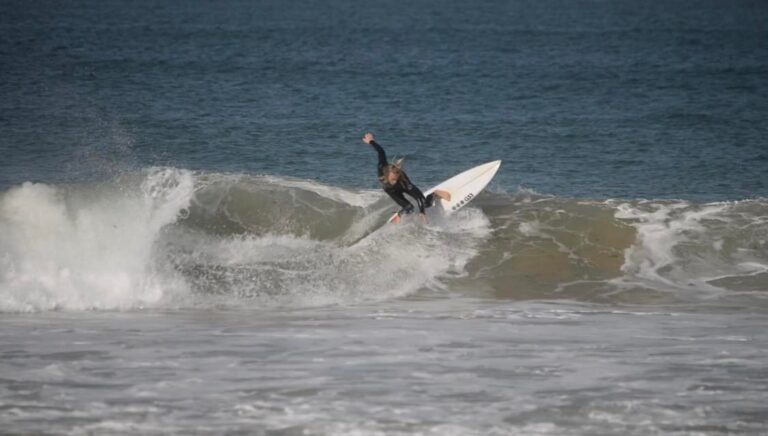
[379, 163, 403, 185]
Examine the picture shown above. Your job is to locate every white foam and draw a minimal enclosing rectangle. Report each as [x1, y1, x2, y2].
[0, 168, 194, 311]
[172, 206, 492, 308]
[614, 200, 768, 293]
[518, 220, 540, 237]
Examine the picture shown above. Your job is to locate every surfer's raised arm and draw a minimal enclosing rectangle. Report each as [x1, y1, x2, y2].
[363, 132, 388, 171]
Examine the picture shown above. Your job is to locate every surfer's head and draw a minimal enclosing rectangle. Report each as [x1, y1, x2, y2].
[380, 164, 402, 186]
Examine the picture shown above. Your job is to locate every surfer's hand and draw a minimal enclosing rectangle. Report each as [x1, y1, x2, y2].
[362, 133, 374, 144]
[392, 214, 401, 224]
[419, 213, 427, 224]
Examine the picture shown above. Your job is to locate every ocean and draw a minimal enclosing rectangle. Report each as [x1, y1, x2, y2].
[2, 0, 768, 434]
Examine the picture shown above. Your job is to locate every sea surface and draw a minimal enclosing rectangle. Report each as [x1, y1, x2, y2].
[2, 0, 768, 434]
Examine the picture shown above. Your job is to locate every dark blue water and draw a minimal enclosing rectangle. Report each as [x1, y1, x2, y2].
[2, 0, 767, 200]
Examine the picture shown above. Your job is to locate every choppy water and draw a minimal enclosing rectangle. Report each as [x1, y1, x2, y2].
[4, 302, 768, 435]
[2, 0, 768, 434]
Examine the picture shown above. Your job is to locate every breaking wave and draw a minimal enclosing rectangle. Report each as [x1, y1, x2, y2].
[1, 168, 767, 311]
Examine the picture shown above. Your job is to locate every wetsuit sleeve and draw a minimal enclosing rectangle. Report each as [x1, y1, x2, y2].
[368, 140, 388, 175]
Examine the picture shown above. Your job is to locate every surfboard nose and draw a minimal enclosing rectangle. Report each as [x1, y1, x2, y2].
[480, 160, 502, 172]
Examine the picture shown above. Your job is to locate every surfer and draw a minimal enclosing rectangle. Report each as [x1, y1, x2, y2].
[363, 132, 451, 224]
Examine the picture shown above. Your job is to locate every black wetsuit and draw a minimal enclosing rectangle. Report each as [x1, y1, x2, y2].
[368, 140, 434, 215]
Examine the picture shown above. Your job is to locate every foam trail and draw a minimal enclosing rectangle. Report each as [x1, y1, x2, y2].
[0, 168, 194, 311]
[165, 206, 492, 308]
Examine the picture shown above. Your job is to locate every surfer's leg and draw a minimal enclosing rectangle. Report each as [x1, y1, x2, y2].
[433, 190, 452, 202]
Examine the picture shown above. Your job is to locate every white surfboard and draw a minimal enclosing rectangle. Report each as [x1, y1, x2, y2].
[387, 160, 501, 223]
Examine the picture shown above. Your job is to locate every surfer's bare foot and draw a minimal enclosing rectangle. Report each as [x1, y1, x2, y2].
[435, 190, 451, 201]
[362, 132, 374, 144]
[392, 214, 401, 224]
[420, 213, 427, 224]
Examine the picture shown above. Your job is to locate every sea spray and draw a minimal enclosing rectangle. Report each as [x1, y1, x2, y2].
[0, 168, 194, 311]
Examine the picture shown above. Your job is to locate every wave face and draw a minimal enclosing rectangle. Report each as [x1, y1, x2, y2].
[1, 169, 767, 311]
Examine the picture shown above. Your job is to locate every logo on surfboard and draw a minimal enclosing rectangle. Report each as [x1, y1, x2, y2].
[451, 193, 474, 211]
